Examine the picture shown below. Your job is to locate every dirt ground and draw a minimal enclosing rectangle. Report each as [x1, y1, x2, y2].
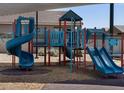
[0, 53, 124, 90]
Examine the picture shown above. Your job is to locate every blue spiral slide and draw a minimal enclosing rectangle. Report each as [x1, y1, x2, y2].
[6, 16, 35, 69]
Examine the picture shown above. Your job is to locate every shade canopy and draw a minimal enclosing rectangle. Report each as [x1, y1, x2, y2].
[0, 3, 93, 16]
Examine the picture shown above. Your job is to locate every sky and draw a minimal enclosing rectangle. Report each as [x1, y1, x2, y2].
[51, 4, 124, 28]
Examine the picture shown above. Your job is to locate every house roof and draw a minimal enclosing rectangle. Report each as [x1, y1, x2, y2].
[59, 10, 82, 21]
[105, 25, 124, 35]
[0, 11, 66, 25]
[115, 25, 124, 33]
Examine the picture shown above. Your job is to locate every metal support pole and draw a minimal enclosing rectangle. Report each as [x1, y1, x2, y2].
[121, 34, 123, 67]
[12, 20, 16, 68]
[44, 46, 47, 65]
[59, 21, 61, 64]
[28, 21, 33, 54]
[64, 21, 66, 66]
[76, 24, 79, 70]
[31, 40, 33, 53]
[44, 27, 47, 65]
[76, 49, 79, 71]
[110, 3, 114, 35]
[12, 56, 15, 67]
[74, 21, 77, 70]
[70, 31, 73, 72]
[94, 34, 96, 48]
[48, 27, 51, 65]
[93, 32, 96, 71]
[28, 23, 31, 53]
[74, 21, 76, 64]
[28, 39, 31, 53]
[102, 31, 105, 47]
[110, 3, 114, 55]
[84, 28, 87, 71]
[79, 21, 82, 63]
[79, 32, 82, 66]
[74, 50, 75, 64]
[35, 11, 39, 58]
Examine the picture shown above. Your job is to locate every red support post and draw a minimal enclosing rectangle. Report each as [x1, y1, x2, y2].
[94, 33, 96, 48]
[102, 35, 105, 47]
[30, 40, 33, 54]
[121, 34, 123, 67]
[74, 50, 75, 64]
[35, 11, 39, 58]
[59, 48, 61, 64]
[93, 32, 96, 71]
[84, 28, 87, 71]
[48, 27, 51, 65]
[79, 21, 82, 67]
[59, 21, 61, 65]
[28, 42, 31, 53]
[102, 29, 105, 47]
[44, 27, 47, 65]
[32, 40, 33, 53]
[76, 50, 79, 70]
[12, 20, 16, 68]
[12, 56, 15, 67]
[44, 46, 47, 65]
[75, 22, 79, 70]
[63, 21, 67, 66]
[79, 35, 81, 65]
[74, 21, 76, 64]
[29, 25, 33, 54]
[28, 23, 33, 54]
[28, 24, 31, 53]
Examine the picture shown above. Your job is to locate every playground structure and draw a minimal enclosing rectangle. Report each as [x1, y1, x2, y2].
[86, 28, 124, 74]
[5, 10, 124, 75]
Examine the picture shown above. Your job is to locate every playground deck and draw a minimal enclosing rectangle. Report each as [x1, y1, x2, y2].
[0, 53, 123, 89]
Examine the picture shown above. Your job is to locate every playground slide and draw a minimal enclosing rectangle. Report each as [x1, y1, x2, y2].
[65, 47, 74, 59]
[87, 47, 123, 74]
[98, 47, 123, 74]
[6, 32, 34, 69]
[87, 47, 114, 74]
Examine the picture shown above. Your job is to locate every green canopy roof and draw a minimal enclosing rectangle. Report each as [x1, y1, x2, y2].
[59, 10, 83, 21]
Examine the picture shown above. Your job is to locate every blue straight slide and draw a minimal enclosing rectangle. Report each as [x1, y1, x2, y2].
[98, 47, 123, 74]
[87, 47, 123, 75]
[6, 32, 34, 69]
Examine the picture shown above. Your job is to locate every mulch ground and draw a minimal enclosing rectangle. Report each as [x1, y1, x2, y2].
[0, 62, 124, 89]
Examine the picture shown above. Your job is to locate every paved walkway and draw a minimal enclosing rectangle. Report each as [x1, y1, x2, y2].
[42, 83, 124, 90]
[0, 82, 124, 90]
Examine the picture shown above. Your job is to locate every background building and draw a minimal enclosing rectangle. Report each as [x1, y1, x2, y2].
[0, 11, 66, 53]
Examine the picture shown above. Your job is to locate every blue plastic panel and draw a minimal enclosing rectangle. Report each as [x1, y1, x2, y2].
[50, 31, 64, 46]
